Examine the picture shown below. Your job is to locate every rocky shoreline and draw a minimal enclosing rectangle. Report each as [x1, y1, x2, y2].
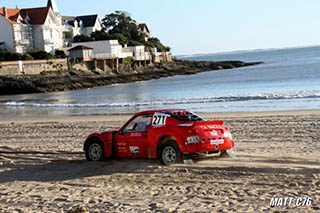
[0, 60, 262, 95]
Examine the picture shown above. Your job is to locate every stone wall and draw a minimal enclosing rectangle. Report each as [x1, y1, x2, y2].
[0, 59, 68, 76]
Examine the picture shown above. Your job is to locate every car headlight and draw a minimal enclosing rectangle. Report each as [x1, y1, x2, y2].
[223, 131, 233, 140]
[187, 135, 200, 144]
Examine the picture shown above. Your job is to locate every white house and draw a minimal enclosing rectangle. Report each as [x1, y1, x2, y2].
[0, 0, 102, 53]
[136, 23, 151, 41]
[0, 5, 63, 53]
[71, 40, 133, 59]
[132, 46, 151, 61]
[68, 45, 93, 61]
[0, 7, 33, 53]
[62, 15, 102, 38]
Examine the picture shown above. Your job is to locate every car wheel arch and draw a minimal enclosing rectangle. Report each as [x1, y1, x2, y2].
[156, 134, 184, 157]
[84, 136, 101, 149]
[84, 136, 105, 161]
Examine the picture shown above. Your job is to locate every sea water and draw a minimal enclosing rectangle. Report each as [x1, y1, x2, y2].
[1, 46, 320, 117]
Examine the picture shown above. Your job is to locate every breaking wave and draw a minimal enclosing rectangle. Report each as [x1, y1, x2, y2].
[2, 90, 320, 109]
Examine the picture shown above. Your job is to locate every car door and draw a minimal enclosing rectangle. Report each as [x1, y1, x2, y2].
[115, 114, 152, 158]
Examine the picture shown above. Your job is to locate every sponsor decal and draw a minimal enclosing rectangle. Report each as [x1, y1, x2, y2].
[270, 197, 312, 207]
[210, 139, 224, 145]
[199, 125, 221, 130]
[130, 133, 142, 137]
[210, 129, 218, 136]
[152, 113, 170, 127]
[117, 143, 127, 146]
[118, 146, 127, 153]
[130, 146, 140, 155]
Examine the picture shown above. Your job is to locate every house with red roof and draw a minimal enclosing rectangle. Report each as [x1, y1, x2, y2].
[0, 0, 103, 53]
[0, 1, 64, 54]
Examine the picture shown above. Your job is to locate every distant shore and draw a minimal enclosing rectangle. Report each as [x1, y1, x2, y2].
[0, 60, 262, 95]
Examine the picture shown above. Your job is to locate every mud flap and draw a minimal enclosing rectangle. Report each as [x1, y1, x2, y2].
[183, 153, 194, 165]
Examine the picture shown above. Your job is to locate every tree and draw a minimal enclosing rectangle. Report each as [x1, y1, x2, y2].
[102, 11, 143, 43]
[102, 11, 135, 31]
[101, 10, 171, 52]
[109, 33, 128, 45]
[73, 34, 91, 43]
[146, 37, 171, 52]
[90, 30, 110, 41]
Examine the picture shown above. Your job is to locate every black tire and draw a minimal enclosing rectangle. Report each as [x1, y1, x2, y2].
[158, 140, 182, 165]
[85, 138, 104, 161]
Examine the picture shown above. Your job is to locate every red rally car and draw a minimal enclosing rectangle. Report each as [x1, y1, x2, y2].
[84, 109, 234, 165]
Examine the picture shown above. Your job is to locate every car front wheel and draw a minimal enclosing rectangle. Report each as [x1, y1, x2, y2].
[85, 139, 104, 161]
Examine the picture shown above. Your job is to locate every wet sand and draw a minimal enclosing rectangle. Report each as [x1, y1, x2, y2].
[0, 110, 319, 212]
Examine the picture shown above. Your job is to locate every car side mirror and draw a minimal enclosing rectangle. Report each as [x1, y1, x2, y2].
[118, 130, 124, 135]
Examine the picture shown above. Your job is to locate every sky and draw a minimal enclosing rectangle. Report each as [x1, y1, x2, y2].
[1, 0, 320, 55]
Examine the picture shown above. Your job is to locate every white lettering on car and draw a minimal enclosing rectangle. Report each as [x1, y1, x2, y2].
[152, 113, 170, 127]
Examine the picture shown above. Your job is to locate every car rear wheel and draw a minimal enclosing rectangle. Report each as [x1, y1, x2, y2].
[85, 139, 104, 161]
[159, 140, 182, 165]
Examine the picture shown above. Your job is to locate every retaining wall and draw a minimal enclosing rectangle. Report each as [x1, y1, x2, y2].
[0, 59, 68, 75]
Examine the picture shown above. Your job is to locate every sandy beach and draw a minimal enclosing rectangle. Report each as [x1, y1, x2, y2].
[0, 110, 319, 212]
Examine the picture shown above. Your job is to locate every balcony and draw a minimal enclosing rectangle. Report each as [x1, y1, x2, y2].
[94, 53, 117, 59]
[16, 39, 31, 45]
[44, 39, 55, 45]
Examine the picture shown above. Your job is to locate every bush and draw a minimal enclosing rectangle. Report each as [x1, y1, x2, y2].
[73, 35, 91, 43]
[27, 50, 54, 60]
[22, 53, 34, 60]
[55, 50, 66, 58]
[64, 31, 73, 40]
[0, 51, 22, 61]
[123, 57, 135, 66]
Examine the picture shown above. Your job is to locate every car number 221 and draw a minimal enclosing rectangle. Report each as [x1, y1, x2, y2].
[152, 113, 169, 126]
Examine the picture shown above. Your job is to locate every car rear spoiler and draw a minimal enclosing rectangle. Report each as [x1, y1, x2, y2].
[177, 120, 224, 128]
[193, 120, 224, 127]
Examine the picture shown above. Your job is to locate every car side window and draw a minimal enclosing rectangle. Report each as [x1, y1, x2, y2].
[123, 114, 152, 133]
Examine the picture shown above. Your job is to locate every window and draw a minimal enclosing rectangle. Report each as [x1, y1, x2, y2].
[164, 110, 204, 122]
[123, 114, 152, 133]
[23, 33, 29, 40]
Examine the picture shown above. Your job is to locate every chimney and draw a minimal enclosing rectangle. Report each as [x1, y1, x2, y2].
[2, 7, 7, 18]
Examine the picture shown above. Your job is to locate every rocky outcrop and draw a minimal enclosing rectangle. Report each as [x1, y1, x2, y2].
[0, 60, 262, 95]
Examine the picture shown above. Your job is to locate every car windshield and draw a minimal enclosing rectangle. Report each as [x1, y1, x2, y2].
[164, 110, 204, 122]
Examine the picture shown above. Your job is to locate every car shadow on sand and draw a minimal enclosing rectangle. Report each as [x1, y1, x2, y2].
[1, 152, 320, 183]
[0, 157, 163, 183]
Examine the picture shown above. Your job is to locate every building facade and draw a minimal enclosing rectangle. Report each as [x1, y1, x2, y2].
[71, 40, 133, 59]
[68, 45, 93, 61]
[0, 0, 102, 53]
[0, 5, 63, 54]
[62, 15, 102, 38]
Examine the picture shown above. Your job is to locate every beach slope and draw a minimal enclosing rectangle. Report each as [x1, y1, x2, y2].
[0, 110, 319, 212]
